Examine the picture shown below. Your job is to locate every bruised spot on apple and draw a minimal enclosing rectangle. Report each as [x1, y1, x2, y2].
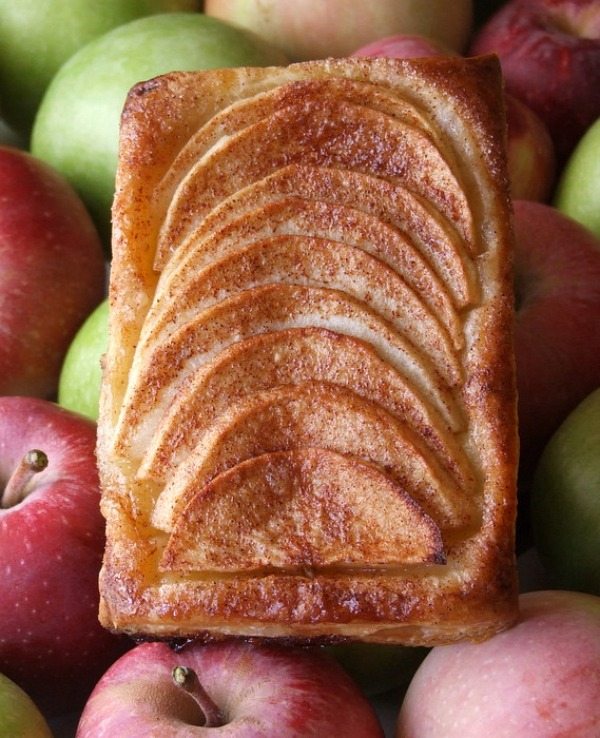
[0, 146, 106, 399]
[0, 396, 131, 717]
[76, 640, 385, 737]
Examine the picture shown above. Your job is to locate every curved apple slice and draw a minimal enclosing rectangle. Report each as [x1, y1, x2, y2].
[161, 165, 478, 312]
[153, 76, 474, 266]
[147, 194, 464, 352]
[158, 97, 470, 269]
[143, 235, 460, 388]
[155, 75, 438, 205]
[138, 327, 475, 492]
[160, 448, 446, 573]
[151, 382, 477, 535]
[113, 284, 463, 460]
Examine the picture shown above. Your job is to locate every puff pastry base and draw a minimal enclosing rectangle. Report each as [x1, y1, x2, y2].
[97, 55, 519, 646]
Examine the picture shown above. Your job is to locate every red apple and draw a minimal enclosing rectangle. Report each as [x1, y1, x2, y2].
[0, 397, 130, 716]
[0, 146, 105, 399]
[397, 590, 600, 737]
[204, 0, 474, 61]
[505, 94, 556, 202]
[76, 639, 384, 737]
[512, 201, 600, 472]
[470, 0, 600, 164]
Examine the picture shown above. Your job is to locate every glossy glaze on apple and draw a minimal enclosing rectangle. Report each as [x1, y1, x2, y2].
[97, 56, 519, 645]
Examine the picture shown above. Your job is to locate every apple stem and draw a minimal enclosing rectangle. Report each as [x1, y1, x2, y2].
[1, 449, 48, 509]
[172, 665, 225, 727]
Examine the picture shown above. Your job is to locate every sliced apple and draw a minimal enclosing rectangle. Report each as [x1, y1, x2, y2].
[158, 96, 471, 266]
[161, 165, 478, 312]
[151, 382, 477, 535]
[161, 447, 446, 572]
[144, 235, 460, 388]
[138, 327, 475, 492]
[154, 75, 474, 268]
[113, 284, 463, 460]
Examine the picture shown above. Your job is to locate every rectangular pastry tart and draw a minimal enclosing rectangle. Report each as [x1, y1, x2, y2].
[97, 54, 519, 645]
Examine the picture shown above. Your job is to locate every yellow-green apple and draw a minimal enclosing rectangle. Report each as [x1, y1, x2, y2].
[512, 201, 600, 473]
[58, 298, 109, 421]
[0, 397, 130, 716]
[0, 673, 53, 738]
[0, 0, 201, 135]
[31, 13, 287, 244]
[76, 640, 384, 737]
[397, 590, 600, 737]
[531, 388, 600, 596]
[0, 146, 105, 399]
[470, 0, 600, 165]
[204, 0, 474, 61]
[554, 115, 600, 239]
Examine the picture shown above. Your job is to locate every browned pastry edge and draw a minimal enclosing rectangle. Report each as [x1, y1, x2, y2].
[98, 54, 519, 645]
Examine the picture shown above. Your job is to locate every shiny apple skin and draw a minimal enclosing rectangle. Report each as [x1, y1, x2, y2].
[76, 640, 384, 737]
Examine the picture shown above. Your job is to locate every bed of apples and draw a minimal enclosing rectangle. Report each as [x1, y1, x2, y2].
[0, 0, 599, 736]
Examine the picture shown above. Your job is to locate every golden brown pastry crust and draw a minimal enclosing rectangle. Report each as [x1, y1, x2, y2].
[98, 55, 519, 645]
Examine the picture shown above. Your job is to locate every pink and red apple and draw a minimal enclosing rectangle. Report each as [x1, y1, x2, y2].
[204, 0, 474, 61]
[470, 0, 600, 164]
[397, 590, 600, 737]
[0, 397, 130, 715]
[76, 639, 384, 737]
[512, 200, 600, 472]
[0, 146, 105, 399]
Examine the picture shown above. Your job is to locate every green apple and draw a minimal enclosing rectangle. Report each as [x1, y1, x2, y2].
[554, 116, 600, 240]
[0, 0, 201, 135]
[58, 298, 108, 421]
[531, 387, 600, 596]
[0, 673, 53, 738]
[326, 642, 428, 697]
[31, 12, 287, 244]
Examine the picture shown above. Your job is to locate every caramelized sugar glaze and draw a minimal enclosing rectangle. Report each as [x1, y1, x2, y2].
[98, 56, 519, 645]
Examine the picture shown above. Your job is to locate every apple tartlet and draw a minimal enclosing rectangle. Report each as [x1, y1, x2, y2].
[97, 55, 519, 645]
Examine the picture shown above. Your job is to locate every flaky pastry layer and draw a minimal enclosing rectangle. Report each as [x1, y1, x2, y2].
[98, 55, 519, 645]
